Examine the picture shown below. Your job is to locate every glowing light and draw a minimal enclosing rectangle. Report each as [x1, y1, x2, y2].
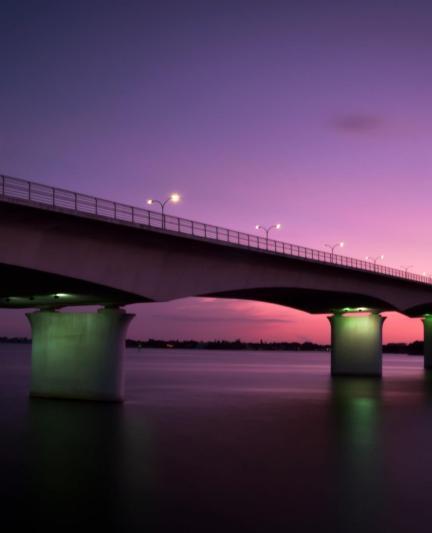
[147, 199, 153, 205]
[170, 193, 181, 203]
[255, 223, 281, 233]
[325, 241, 344, 254]
[340, 307, 370, 313]
[366, 255, 384, 263]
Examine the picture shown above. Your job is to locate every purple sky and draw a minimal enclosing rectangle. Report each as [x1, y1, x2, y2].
[1, 0, 432, 342]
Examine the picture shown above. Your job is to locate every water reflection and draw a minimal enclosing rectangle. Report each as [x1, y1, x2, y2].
[330, 378, 383, 532]
[28, 399, 156, 529]
[422, 370, 432, 401]
[5, 348, 432, 532]
[28, 400, 123, 527]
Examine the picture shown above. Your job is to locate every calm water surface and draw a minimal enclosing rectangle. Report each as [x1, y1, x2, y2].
[2, 345, 432, 532]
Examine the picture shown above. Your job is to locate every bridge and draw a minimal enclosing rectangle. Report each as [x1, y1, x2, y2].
[1, 174, 432, 401]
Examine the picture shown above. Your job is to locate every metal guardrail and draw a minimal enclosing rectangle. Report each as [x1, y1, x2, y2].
[0, 173, 430, 285]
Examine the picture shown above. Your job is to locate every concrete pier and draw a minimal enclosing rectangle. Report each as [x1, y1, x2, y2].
[422, 316, 432, 370]
[329, 313, 385, 377]
[27, 307, 134, 401]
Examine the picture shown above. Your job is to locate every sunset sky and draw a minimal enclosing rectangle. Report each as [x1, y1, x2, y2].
[1, 0, 431, 342]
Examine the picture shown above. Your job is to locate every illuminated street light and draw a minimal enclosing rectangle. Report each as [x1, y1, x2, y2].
[324, 241, 344, 261]
[255, 224, 281, 249]
[325, 241, 344, 254]
[147, 193, 181, 229]
[366, 255, 384, 264]
[365, 255, 384, 270]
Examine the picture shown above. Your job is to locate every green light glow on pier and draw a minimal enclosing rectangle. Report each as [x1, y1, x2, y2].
[335, 307, 371, 314]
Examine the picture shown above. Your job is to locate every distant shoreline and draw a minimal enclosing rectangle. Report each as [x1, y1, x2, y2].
[0, 337, 423, 355]
[125, 339, 424, 355]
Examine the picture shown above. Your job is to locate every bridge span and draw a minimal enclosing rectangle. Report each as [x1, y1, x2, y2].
[1, 174, 432, 401]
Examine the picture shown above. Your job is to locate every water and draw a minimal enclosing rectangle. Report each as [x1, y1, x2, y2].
[2, 345, 432, 532]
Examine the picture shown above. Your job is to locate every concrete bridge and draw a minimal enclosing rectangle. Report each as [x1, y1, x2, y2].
[1, 174, 432, 401]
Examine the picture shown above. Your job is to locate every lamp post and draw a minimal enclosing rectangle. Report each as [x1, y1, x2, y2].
[400, 265, 413, 278]
[324, 241, 344, 262]
[255, 224, 281, 250]
[365, 255, 384, 271]
[147, 193, 181, 229]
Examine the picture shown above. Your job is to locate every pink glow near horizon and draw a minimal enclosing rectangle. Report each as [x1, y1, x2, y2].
[0, 1, 432, 343]
[0, 300, 423, 345]
[126, 301, 424, 344]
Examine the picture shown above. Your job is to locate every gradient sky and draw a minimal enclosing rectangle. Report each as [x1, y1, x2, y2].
[1, 0, 432, 342]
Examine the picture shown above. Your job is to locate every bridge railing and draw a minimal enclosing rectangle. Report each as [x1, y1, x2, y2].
[0, 173, 430, 285]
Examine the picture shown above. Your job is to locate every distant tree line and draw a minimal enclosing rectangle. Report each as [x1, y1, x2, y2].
[126, 339, 329, 351]
[0, 336, 424, 354]
[383, 341, 423, 355]
[126, 338, 425, 354]
[0, 336, 31, 344]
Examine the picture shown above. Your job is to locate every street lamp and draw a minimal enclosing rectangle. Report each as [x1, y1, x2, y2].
[324, 241, 344, 261]
[400, 265, 413, 276]
[255, 224, 281, 249]
[365, 255, 384, 270]
[147, 193, 181, 229]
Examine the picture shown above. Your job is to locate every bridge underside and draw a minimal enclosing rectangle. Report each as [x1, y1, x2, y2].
[0, 262, 398, 315]
[204, 287, 396, 314]
[2, 262, 431, 318]
[0, 263, 148, 308]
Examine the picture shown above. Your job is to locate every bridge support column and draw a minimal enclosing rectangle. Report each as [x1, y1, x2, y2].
[27, 307, 134, 402]
[422, 316, 432, 369]
[329, 313, 385, 377]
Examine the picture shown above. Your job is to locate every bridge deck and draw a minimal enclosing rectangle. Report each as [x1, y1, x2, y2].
[0, 173, 428, 287]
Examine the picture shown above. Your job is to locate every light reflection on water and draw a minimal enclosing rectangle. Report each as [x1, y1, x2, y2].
[2, 346, 432, 532]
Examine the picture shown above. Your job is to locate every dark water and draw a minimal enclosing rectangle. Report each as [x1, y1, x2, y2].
[2, 346, 432, 532]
